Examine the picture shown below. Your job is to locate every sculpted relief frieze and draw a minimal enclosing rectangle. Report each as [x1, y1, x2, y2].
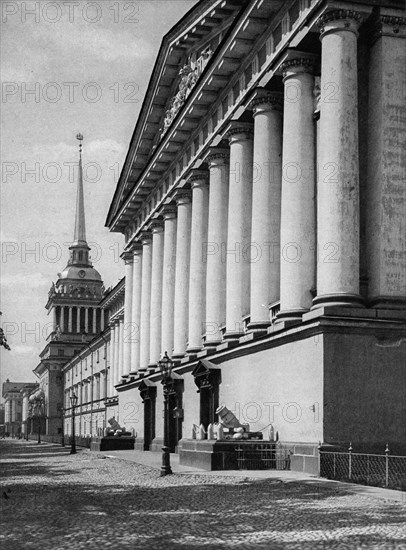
[160, 46, 213, 138]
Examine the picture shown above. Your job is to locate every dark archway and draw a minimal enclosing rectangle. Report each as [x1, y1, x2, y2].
[139, 380, 157, 451]
[164, 374, 184, 453]
[192, 360, 221, 429]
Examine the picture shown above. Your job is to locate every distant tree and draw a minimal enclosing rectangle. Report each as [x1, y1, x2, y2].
[0, 313, 11, 351]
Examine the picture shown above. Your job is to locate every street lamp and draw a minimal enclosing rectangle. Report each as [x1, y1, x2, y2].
[70, 393, 78, 455]
[158, 351, 173, 476]
[32, 392, 45, 445]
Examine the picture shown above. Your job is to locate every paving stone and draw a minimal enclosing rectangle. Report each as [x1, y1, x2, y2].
[0, 440, 405, 550]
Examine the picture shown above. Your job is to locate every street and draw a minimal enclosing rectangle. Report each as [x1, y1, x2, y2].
[1, 440, 405, 549]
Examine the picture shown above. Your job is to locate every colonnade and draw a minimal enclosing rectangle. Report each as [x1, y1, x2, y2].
[53, 305, 105, 334]
[109, 10, 405, 381]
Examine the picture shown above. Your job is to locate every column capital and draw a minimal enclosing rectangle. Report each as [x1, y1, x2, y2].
[280, 52, 318, 80]
[120, 251, 134, 265]
[148, 219, 164, 233]
[317, 9, 363, 37]
[160, 204, 177, 220]
[206, 147, 229, 167]
[140, 231, 152, 245]
[369, 14, 406, 44]
[226, 121, 254, 142]
[131, 242, 143, 256]
[172, 188, 192, 205]
[250, 89, 283, 113]
[187, 169, 209, 189]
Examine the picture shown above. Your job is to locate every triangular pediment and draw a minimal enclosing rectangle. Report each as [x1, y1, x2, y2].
[106, 0, 243, 231]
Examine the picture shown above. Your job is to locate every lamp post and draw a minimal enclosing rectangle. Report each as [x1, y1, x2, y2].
[70, 393, 78, 455]
[158, 351, 173, 476]
[32, 392, 45, 445]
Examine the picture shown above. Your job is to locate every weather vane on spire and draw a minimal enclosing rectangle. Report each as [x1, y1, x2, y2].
[76, 133, 83, 156]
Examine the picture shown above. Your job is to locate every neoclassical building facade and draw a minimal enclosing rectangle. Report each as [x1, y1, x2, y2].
[105, 0, 406, 470]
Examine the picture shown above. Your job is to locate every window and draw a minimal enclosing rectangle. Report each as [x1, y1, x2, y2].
[58, 349, 64, 357]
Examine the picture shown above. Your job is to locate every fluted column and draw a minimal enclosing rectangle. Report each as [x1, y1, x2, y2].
[139, 233, 152, 372]
[187, 170, 209, 353]
[249, 90, 283, 331]
[149, 221, 164, 369]
[205, 148, 229, 346]
[225, 122, 254, 339]
[277, 54, 316, 322]
[313, 10, 363, 308]
[68, 307, 72, 332]
[173, 191, 192, 358]
[161, 206, 177, 356]
[122, 251, 134, 375]
[130, 244, 142, 373]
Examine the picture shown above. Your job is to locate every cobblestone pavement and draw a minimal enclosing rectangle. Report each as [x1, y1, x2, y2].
[1, 440, 405, 550]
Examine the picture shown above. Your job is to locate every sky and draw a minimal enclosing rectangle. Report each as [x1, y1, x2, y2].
[0, 0, 199, 392]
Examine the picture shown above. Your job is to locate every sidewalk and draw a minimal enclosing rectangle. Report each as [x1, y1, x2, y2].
[96, 447, 406, 504]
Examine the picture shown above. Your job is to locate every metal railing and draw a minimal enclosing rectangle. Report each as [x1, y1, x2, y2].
[236, 443, 291, 470]
[319, 444, 406, 491]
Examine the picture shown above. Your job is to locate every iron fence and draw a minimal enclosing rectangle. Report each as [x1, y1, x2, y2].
[236, 443, 291, 470]
[319, 446, 406, 491]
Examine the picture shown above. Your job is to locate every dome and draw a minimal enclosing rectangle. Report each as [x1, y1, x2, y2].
[59, 265, 102, 282]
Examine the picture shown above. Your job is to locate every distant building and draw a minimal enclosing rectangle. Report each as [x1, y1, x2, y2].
[2, 380, 37, 436]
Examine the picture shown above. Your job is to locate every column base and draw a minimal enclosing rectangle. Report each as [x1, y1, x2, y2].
[275, 309, 308, 323]
[368, 296, 406, 309]
[172, 351, 186, 361]
[223, 331, 245, 341]
[203, 339, 222, 348]
[147, 363, 158, 374]
[312, 293, 364, 309]
[186, 346, 203, 355]
[246, 321, 271, 335]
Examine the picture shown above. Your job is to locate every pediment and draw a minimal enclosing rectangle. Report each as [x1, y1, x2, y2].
[106, 0, 241, 230]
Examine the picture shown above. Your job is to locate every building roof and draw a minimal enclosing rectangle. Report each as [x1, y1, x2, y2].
[2, 380, 35, 398]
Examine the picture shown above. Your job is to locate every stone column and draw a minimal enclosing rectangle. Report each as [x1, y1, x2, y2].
[114, 319, 120, 386]
[225, 122, 254, 339]
[53, 307, 57, 331]
[313, 10, 363, 309]
[277, 54, 316, 322]
[172, 191, 192, 358]
[109, 323, 115, 396]
[149, 221, 164, 369]
[84, 307, 89, 333]
[60, 306, 65, 332]
[122, 251, 134, 376]
[92, 307, 97, 333]
[187, 170, 209, 353]
[76, 307, 81, 333]
[139, 233, 152, 372]
[130, 244, 143, 373]
[205, 148, 229, 346]
[101, 309, 105, 332]
[366, 14, 406, 308]
[161, 206, 177, 356]
[249, 90, 283, 331]
[118, 315, 124, 381]
[68, 307, 72, 333]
